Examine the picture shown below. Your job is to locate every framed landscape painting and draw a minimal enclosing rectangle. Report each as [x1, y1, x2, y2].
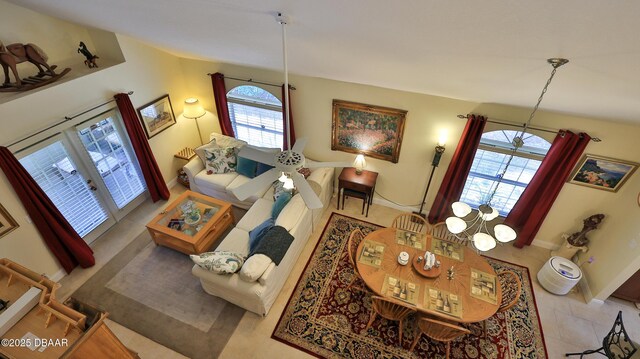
[568, 154, 639, 192]
[137, 94, 176, 139]
[0, 202, 19, 239]
[331, 100, 407, 163]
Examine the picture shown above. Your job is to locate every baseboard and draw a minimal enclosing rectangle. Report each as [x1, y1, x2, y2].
[371, 197, 421, 213]
[578, 276, 604, 305]
[48, 268, 66, 282]
[167, 176, 178, 189]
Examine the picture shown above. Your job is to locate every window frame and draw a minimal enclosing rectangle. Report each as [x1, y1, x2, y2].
[226, 85, 284, 149]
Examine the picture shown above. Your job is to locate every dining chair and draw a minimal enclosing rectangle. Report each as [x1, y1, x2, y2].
[566, 311, 638, 358]
[391, 213, 429, 234]
[432, 222, 468, 245]
[476, 270, 522, 338]
[365, 295, 416, 346]
[410, 315, 471, 358]
[346, 228, 367, 291]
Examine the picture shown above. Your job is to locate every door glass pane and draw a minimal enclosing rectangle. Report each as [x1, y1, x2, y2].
[77, 117, 146, 209]
[19, 141, 109, 237]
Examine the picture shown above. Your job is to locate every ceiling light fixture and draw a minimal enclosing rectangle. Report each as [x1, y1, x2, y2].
[446, 58, 569, 251]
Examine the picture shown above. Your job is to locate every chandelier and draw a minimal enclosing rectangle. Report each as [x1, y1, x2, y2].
[446, 58, 569, 251]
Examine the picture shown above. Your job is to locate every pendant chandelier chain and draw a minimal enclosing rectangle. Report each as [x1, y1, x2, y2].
[485, 59, 567, 207]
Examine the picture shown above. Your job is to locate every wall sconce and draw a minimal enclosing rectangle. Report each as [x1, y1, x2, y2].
[183, 97, 206, 144]
[414, 142, 446, 219]
[353, 154, 366, 175]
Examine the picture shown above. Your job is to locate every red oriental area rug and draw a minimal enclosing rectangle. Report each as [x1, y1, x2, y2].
[272, 213, 548, 358]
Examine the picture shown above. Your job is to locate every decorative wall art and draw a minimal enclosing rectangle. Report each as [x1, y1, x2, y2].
[331, 100, 407, 163]
[0, 202, 19, 239]
[568, 154, 639, 192]
[137, 94, 176, 139]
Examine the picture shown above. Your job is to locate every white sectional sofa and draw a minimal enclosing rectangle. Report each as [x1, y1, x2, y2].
[192, 194, 312, 316]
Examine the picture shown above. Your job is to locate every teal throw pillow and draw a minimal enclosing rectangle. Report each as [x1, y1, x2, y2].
[237, 156, 258, 178]
[271, 192, 292, 219]
[249, 218, 274, 255]
[256, 162, 275, 176]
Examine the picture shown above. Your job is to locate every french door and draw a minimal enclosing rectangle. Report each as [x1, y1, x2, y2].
[18, 109, 147, 244]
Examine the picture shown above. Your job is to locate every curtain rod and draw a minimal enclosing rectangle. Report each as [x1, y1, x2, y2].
[4, 91, 134, 149]
[206, 73, 296, 90]
[457, 114, 602, 142]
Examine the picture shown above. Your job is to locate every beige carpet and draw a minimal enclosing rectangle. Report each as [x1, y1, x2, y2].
[72, 229, 244, 359]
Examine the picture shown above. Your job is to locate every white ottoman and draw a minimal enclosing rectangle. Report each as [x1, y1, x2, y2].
[537, 256, 582, 295]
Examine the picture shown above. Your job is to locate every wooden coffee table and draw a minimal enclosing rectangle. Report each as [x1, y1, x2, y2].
[146, 190, 234, 254]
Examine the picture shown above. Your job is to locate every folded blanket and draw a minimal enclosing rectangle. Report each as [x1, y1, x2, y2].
[251, 225, 294, 265]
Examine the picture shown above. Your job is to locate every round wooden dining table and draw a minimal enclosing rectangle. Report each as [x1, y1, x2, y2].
[356, 227, 502, 323]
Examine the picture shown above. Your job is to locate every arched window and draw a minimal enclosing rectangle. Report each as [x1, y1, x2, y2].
[459, 130, 551, 216]
[226, 85, 283, 149]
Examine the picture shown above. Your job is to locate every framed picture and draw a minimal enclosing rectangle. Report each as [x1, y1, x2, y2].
[567, 154, 639, 192]
[0, 202, 19, 239]
[137, 94, 176, 139]
[331, 100, 407, 163]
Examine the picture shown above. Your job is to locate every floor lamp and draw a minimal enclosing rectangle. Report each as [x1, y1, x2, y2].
[183, 98, 206, 145]
[413, 144, 446, 219]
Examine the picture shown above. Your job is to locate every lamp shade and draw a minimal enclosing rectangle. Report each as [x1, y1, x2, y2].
[472, 232, 497, 251]
[183, 98, 206, 119]
[445, 217, 467, 234]
[494, 224, 517, 243]
[451, 202, 472, 217]
[353, 154, 366, 174]
[481, 206, 500, 221]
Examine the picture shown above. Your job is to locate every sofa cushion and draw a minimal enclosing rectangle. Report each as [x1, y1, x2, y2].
[216, 228, 250, 254]
[194, 138, 218, 166]
[205, 147, 238, 174]
[271, 192, 292, 219]
[275, 193, 306, 231]
[239, 254, 272, 282]
[235, 198, 274, 232]
[249, 218, 274, 254]
[236, 156, 258, 178]
[226, 175, 271, 204]
[251, 226, 294, 265]
[194, 171, 238, 192]
[190, 251, 244, 274]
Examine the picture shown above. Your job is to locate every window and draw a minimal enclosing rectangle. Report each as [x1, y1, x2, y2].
[459, 130, 551, 216]
[227, 85, 283, 149]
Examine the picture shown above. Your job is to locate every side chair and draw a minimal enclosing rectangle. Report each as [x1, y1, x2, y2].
[365, 295, 416, 346]
[411, 315, 471, 358]
[346, 228, 367, 292]
[391, 213, 430, 234]
[566, 310, 638, 358]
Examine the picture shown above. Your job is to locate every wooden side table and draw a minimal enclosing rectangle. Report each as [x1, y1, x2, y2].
[338, 167, 378, 217]
[174, 147, 196, 188]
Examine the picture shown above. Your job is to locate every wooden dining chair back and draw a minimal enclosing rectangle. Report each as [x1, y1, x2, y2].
[410, 315, 471, 358]
[366, 295, 416, 346]
[497, 271, 521, 312]
[346, 228, 367, 291]
[432, 222, 467, 245]
[391, 213, 429, 234]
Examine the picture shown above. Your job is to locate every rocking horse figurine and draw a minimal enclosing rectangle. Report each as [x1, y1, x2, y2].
[77, 41, 98, 68]
[0, 40, 70, 92]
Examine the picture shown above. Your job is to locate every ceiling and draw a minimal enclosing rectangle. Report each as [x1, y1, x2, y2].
[10, 0, 640, 124]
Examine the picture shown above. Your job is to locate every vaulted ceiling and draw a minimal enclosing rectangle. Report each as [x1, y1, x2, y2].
[10, 0, 640, 124]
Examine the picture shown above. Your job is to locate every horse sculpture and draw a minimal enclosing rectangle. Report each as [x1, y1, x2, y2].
[0, 40, 67, 91]
[78, 41, 99, 68]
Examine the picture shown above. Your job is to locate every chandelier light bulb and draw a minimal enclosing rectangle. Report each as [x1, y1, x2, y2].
[451, 201, 472, 217]
[494, 224, 517, 243]
[473, 232, 497, 251]
[445, 217, 467, 234]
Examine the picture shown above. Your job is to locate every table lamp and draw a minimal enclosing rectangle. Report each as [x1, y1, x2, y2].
[183, 98, 206, 144]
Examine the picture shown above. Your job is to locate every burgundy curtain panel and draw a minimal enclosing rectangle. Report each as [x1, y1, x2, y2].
[507, 130, 591, 248]
[211, 73, 235, 137]
[0, 147, 95, 273]
[281, 84, 296, 150]
[114, 93, 170, 202]
[427, 114, 487, 224]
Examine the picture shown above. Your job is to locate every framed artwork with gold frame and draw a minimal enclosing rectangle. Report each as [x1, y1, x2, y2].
[567, 154, 638, 193]
[0, 202, 19, 238]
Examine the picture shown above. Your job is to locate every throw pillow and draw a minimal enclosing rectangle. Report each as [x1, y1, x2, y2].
[248, 218, 274, 255]
[194, 139, 218, 166]
[204, 147, 238, 174]
[236, 156, 258, 178]
[251, 225, 294, 265]
[256, 162, 275, 176]
[271, 192, 292, 219]
[239, 254, 272, 282]
[190, 251, 244, 274]
[297, 167, 311, 178]
[272, 180, 293, 201]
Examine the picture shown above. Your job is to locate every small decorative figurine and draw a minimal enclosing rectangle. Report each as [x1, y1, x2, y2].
[567, 214, 605, 247]
[0, 40, 70, 92]
[78, 41, 99, 68]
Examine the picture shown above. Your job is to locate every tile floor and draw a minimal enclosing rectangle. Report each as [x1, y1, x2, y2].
[57, 187, 640, 358]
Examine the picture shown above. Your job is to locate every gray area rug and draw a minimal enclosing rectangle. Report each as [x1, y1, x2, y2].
[72, 226, 245, 359]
